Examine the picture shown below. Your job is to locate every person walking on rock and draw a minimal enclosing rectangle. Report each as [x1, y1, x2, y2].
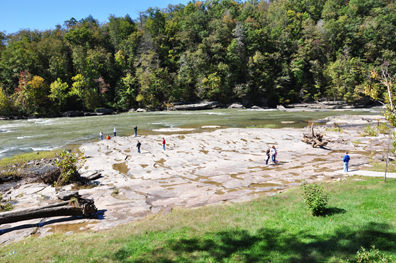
[162, 138, 166, 150]
[265, 148, 270, 165]
[114, 127, 117, 137]
[136, 140, 141, 153]
[134, 126, 137, 137]
[343, 152, 350, 172]
[100, 131, 103, 140]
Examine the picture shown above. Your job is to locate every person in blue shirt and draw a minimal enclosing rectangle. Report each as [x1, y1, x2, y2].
[343, 152, 350, 172]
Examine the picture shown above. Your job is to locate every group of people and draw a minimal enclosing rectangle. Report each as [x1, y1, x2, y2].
[136, 138, 166, 153]
[100, 126, 138, 141]
[265, 146, 278, 165]
[99, 127, 166, 154]
[99, 126, 352, 171]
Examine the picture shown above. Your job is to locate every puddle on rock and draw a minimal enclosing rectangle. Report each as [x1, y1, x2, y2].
[112, 162, 129, 175]
[230, 173, 245, 180]
[140, 164, 149, 169]
[46, 221, 97, 235]
[155, 158, 166, 167]
[199, 150, 209, 155]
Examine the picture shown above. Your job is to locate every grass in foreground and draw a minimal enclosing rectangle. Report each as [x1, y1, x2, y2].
[1, 177, 396, 262]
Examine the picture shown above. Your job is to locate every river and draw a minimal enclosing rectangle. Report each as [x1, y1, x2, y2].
[0, 109, 379, 159]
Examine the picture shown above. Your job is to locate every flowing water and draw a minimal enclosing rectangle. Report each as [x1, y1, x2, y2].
[0, 108, 379, 159]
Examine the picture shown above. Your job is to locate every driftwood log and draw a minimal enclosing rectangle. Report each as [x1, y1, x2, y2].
[0, 196, 97, 225]
[302, 123, 328, 148]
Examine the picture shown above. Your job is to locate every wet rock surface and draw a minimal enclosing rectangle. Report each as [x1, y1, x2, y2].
[0, 116, 389, 245]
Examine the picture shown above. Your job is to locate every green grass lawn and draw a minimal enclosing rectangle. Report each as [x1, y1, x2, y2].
[1, 177, 396, 262]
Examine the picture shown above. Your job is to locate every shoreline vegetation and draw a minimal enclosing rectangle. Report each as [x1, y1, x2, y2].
[0, 100, 384, 120]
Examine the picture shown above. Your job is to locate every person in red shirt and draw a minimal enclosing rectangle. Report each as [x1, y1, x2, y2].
[162, 138, 166, 150]
[106, 135, 111, 140]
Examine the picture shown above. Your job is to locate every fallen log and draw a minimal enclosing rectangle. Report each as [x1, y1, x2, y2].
[0, 197, 97, 225]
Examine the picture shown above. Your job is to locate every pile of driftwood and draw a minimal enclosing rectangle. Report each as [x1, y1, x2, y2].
[0, 191, 97, 225]
[302, 123, 328, 148]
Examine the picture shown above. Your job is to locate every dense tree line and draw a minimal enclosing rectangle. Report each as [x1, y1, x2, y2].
[0, 0, 396, 116]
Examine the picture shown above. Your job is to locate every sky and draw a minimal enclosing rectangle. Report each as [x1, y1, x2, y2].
[1, 0, 191, 34]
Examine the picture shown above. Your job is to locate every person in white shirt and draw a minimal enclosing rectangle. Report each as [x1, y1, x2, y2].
[270, 146, 277, 164]
[114, 127, 117, 137]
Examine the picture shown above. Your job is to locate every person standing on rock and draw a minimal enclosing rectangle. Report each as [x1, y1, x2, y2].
[136, 140, 141, 153]
[134, 126, 138, 136]
[114, 127, 117, 137]
[270, 146, 277, 164]
[106, 134, 111, 140]
[162, 138, 166, 150]
[265, 148, 270, 165]
[100, 131, 103, 140]
[343, 152, 350, 172]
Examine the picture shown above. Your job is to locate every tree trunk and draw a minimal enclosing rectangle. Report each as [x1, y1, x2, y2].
[0, 198, 96, 225]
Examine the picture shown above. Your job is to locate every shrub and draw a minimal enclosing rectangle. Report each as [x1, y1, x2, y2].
[55, 150, 85, 186]
[363, 124, 378, 136]
[302, 183, 329, 216]
[377, 122, 391, 134]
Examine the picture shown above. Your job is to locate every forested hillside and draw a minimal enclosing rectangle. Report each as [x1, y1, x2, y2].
[0, 0, 395, 116]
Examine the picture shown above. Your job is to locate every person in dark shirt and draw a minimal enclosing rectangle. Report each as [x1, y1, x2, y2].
[265, 148, 270, 165]
[136, 140, 141, 153]
[134, 126, 137, 136]
[343, 152, 350, 172]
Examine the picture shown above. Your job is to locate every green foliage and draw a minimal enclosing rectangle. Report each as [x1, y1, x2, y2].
[0, 194, 14, 212]
[363, 124, 378, 137]
[1, 1, 396, 113]
[377, 122, 390, 134]
[302, 183, 329, 216]
[0, 202, 13, 212]
[49, 78, 69, 109]
[0, 85, 13, 115]
[54, 150, 84, 186]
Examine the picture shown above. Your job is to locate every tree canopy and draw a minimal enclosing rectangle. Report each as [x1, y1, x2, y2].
[1, 0, 396, 115]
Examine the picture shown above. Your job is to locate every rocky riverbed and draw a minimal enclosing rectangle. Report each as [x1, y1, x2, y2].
[0, 115, 390, 245]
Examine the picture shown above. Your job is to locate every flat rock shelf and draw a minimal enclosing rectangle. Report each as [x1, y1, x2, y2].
[0, 123, 382, 245]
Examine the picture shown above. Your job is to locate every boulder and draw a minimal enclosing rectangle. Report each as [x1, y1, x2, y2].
[228, 103, 244, 109]
[136, 108, 147, 112]
[250, 105, 262, 109]
[128, 108, 136, 112]
[277, 105, 286, 110]
[173, 101, 219, 111]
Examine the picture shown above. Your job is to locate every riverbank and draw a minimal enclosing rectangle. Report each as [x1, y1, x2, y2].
[0, 114, 393, 245]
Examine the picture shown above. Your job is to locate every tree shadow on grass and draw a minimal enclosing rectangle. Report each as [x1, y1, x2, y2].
[320, 207, 347, 217]
[111, 222, 396, 263]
